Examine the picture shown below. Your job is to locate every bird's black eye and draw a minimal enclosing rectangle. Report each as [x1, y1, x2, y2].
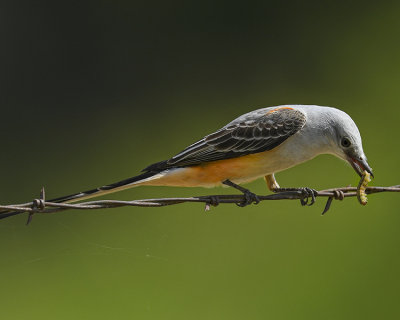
[341, 137, 351, 148]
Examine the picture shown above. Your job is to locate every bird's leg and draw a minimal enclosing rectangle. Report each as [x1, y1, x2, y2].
[222, 179, 260, 207]
[264, 174, 280, 191]
[264, 174, 317, 206]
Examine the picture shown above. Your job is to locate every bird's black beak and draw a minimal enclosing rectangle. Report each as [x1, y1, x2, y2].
[347, 155, 374, 178]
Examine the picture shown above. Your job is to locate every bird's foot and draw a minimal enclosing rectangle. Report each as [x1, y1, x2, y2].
[273, 187, 318, 206]
[222, 179, 260, 207]
[299, 187, 318, 206]
[236, 190, 260, 207]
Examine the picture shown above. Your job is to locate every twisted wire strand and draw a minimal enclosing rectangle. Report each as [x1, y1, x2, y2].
[0, 185, 399, 224]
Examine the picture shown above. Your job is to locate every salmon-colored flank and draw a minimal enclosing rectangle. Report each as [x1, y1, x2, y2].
[140, 148, 281, 188]
[267, 106, 294, 114]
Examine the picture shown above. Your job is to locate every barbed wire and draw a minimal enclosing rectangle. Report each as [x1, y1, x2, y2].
[0, 185, 399, 224]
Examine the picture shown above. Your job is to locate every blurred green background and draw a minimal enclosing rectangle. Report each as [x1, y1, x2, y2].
[1, 1, 400, 319]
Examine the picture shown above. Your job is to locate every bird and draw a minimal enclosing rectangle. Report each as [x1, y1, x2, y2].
[0, 104, 373, 219]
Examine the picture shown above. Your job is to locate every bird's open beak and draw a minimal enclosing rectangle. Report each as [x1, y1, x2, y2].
[347, 156, 374, 178]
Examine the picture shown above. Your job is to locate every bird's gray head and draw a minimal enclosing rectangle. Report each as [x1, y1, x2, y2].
[313, 106, 373, 178]
[303, 106, 373, 176]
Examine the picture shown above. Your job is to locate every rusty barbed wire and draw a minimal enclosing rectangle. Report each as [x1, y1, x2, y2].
[0, 185, 399, 224]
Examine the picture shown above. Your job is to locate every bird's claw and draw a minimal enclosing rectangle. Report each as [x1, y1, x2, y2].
[299, 187, 318, 206]
[222, 179, 260, 207]
[236, 190, 260, 207]
[274, 187, 318, 206]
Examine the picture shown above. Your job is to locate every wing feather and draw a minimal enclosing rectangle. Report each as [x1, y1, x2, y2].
[143, 107, 306, 172]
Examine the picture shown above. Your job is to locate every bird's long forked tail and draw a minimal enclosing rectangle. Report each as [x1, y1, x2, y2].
[0, 171, 160, 220]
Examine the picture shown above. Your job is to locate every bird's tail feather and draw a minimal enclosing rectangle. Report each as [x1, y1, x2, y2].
[0, 171, 159, 220]
[49, 171, 157, 204]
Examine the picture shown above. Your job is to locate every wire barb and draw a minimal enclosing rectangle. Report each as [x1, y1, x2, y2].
[27, 187, 46, 225]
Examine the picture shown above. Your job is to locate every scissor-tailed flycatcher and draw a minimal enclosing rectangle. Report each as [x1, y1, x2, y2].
[1, 105, 373, 218]
[52, 104, 373, 203]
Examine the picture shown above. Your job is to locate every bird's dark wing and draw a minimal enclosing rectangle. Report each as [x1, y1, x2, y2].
[144, 107, 306, 171]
